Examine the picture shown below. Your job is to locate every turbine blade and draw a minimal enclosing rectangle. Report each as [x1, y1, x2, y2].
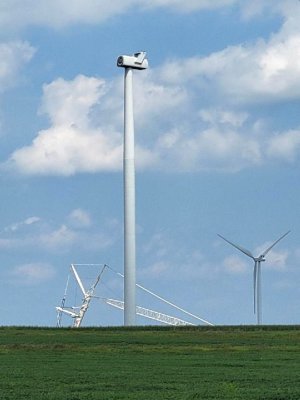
[218, 234, 255, 259]
[71, 264, 86, 296]
[261, 230, 291, 257]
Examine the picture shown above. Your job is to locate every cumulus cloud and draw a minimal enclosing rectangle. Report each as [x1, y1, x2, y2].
[7, 70, 265, 175]
[9, 75, 123, 175]
[159, 35, 300, 104]
[10, 125, 123, 175]
[7, 1, 300, 175]
[155, 0, 300, 104]
[153, 126, 262, 172]
[7, 70, 188, 174]
[132, 72, 188, 127]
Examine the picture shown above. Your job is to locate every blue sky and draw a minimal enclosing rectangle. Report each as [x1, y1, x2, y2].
[0, 0, 299, 326]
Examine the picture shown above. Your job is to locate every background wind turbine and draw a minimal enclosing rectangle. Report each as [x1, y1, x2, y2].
[218, 231, 290, 325]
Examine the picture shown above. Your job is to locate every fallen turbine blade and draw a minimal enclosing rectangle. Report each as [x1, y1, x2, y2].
[261, 230, 291, 257]
[71, 264, 86, 296]
[218, 234, 255, 259]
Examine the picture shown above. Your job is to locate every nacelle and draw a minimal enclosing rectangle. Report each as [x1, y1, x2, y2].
[117, 52, 148, 70]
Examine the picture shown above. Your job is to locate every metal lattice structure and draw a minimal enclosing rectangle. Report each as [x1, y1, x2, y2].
[104, 298, 195, 326]
[56, 263, 214, 327]
[56, 264, 106, 328]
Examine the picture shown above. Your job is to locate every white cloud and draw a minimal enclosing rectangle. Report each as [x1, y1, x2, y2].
[199, 109, 249, 128]
[265, 249, 289, 271]
[3, 1, 296, 39]
[68, 209, 92, 228]
[0, 0, 238, 32]
[133, 71, 188, 127]
[11, 263, 55, 285]
[39, 225, 114, 252]
[239, 0, 281, 19]
[153, 127, 262, 172]
[155, 0, 300, 104]
[236, 0, 300, 30]
[0, 0, 135, 31]
[10, 125, 122, 175]
[240, 0, 268, 18]
[39, 224, 77, 250]
[0, 41, 34, 136]
[7, 69, 188, 174]
[39, 76, 106, 127]
[143, 0, 237, 13]
[25, 216, 41, 225]
[4, 216, 41, 233]
[159, 34, 300, 104]
[7, 2, 300, 176]
[219, 236, 290, 273]
[0, 41, 35, 91]
[271, 1, 300, 37]
[9, 75, 123, 175]
[0, 212, 117, 253]
[7, 70, 265, 175]
[255, 242, 289, 271]
[267, 129, 300, 162]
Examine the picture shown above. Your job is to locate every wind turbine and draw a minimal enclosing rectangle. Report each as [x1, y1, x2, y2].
[117, 52, 148, 326]
[218, 231, 290, 325]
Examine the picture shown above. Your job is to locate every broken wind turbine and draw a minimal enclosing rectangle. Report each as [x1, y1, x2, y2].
[56, 263, 214, 327]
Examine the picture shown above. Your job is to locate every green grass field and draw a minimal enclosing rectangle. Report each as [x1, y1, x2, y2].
[0, 326, 299, 399]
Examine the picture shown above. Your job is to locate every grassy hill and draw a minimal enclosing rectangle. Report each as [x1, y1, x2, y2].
[0, 326, 299, 399]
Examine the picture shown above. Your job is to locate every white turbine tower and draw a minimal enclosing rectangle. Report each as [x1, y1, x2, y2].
[218, 231, 290, 325]
[117, 52, 148, 326]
